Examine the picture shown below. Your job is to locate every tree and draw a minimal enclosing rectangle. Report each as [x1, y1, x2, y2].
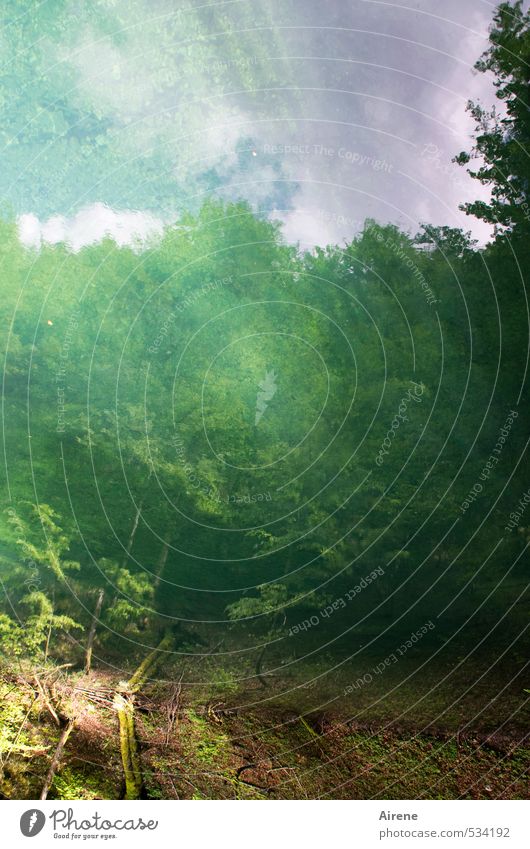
[454, 1, 530, 234]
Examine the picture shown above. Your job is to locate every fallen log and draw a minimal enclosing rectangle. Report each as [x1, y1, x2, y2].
[114, 692, 142, 800]
[39, 716, 76, 801]
[114, 631, 174, 799]
[128, 632, 173, 692]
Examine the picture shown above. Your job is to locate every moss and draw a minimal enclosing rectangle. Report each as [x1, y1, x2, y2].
[142, 769, 165, 799]
[183, 708, 230, 764]
[0, 681, 35, 756]
[1, 664, 529, 800]
[0, 678, 51, 799]
[51, 766, 115, 800]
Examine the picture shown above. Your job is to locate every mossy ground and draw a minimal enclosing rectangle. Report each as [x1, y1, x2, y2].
[0, 659, 528, 800]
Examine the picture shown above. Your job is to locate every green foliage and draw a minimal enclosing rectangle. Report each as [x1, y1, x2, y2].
[210, 667, 239, 698]
[226, 583, 291, 620]
[21, 591, 82, 652]
[98, 559, 154, 632]
[0, 2, 528, 676]
[0, 596, 82, 659]
[7, 503, 80, 581]
[455, 1, 530, 233]
[0, 184, 527, 653]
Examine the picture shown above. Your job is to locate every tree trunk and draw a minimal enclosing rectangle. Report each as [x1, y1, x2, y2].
[255, 611, 286, 688]
[85, 589, 105, 673]
[122, 501, 143, 567]
[255, 643, 269, 688]
[39, 717, 75, 800]
[44, 589, 55, 663]
[154, 538, 171, 589]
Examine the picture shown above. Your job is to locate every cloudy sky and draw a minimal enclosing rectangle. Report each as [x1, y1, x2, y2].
[5, 0, 504, 250]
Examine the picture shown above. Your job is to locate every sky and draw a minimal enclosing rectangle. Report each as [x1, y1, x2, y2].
[3, 0, 505, 250]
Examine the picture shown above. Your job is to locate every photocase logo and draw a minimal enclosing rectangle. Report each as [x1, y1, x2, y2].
[19, 807, 158, 839]
[255, 369, 277, 425]
[20, 810, 46, 837]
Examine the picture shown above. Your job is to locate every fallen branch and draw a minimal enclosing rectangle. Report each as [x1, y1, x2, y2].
[39, 716, 76, 801]
[34, 676, 60, 727]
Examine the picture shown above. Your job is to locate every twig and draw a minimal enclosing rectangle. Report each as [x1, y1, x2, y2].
[34, 676, 60, 727]
[164, 675, 183, 745]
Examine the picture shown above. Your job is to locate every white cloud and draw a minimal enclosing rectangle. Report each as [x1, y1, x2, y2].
[18, 203, 164, 252]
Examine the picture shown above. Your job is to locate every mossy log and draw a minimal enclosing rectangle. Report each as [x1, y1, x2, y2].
[115, 693, 142, 800]
[115, 631, 173, 799]
[128, 632, 173, 692]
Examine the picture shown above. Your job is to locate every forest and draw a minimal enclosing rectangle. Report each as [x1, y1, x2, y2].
[0, 1, 529, 801]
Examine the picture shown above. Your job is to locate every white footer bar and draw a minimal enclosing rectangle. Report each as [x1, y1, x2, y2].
[3, 799, 528, 849]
